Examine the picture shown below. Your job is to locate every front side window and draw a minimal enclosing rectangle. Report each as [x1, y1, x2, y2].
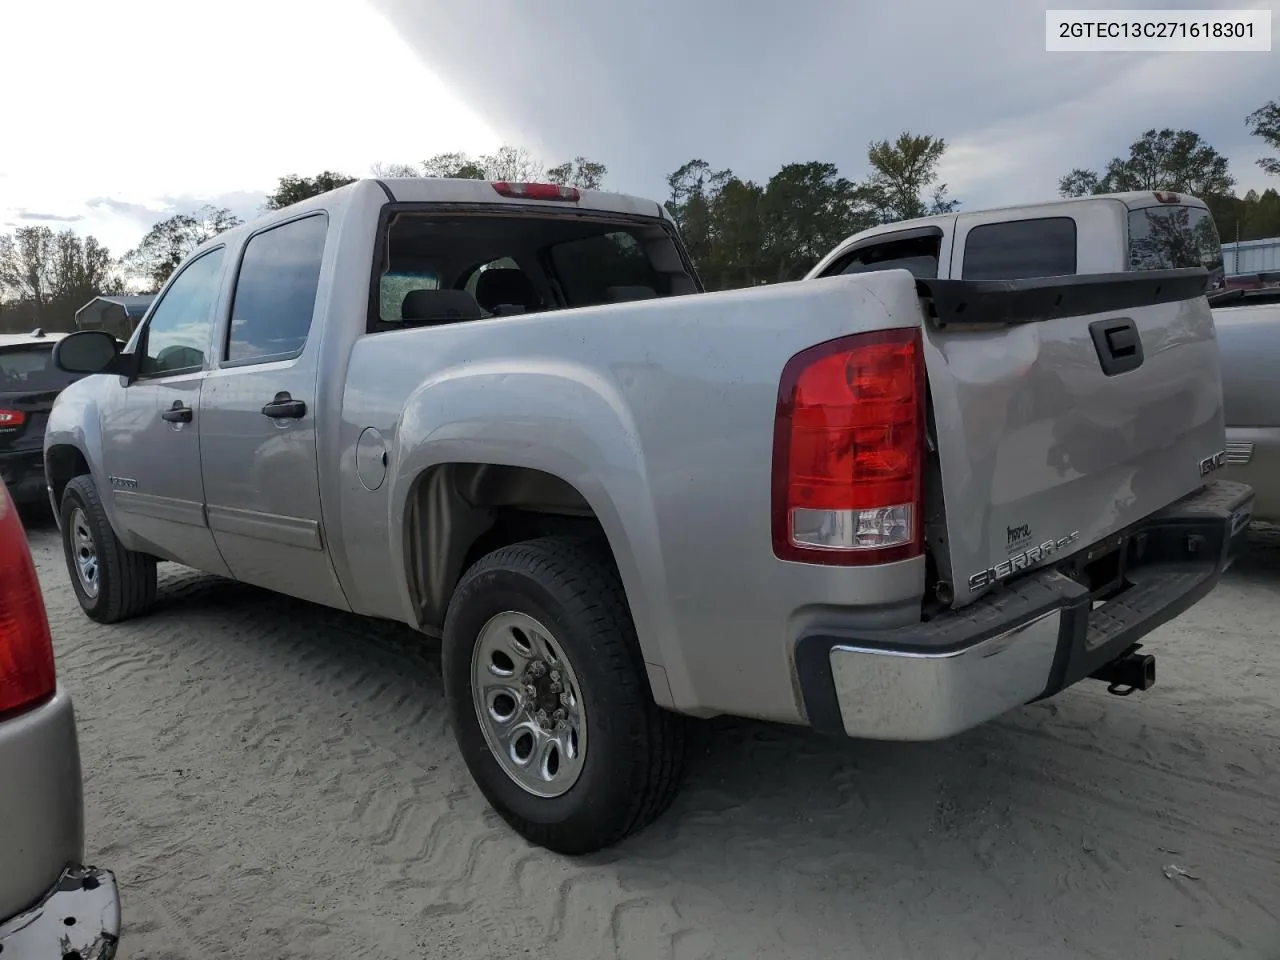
[961, 217, 1078, 281]
[829, 234, 941, 280]
[139, 248, 226, 377]
[227, 214, 328, 364]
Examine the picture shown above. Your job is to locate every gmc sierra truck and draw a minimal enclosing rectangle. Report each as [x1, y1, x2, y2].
[43, 178, 1252, 854]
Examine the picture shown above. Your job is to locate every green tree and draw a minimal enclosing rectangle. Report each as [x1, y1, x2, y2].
[0, 226, 123, 331]
[1059, 128, 1235, 199]
[419, 151, 488, 179]
[1058, 168, 1102, 198]
[664, 159, 733, 283]
[123, 205, 242, 291]
[760, 161, 869, 281]
[370, 161, 424, 178]
[863, 132, 958, 222]
[1247, 99, 1280, 177]
[0, 226, 57, 320]
[265, 171, 357, 210]
[414, 145, 607, 186]
[546, 156, 608, 189]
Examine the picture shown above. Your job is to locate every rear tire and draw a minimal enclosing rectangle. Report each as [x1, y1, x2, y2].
[60, 475, 157, 623]
[442, 536, 685, 854]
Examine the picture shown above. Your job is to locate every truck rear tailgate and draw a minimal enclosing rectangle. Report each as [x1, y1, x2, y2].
[918, 269, 1225, 605]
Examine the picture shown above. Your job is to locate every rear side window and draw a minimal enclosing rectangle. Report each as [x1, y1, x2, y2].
[226, 214, 327, 364]
[548, 232, 665, 307]
[0, 346, 81, 393]
[381, 271, 440, 321]
[1128, 205, 1224, 286]
[962, 217, 1077, 281]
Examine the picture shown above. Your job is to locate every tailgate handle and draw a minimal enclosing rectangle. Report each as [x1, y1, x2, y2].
[1089, 318, 1144, 376]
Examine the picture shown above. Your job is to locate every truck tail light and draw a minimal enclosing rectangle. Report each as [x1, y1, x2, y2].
[772, 328, 926, 565]
[0, 481, 56, 717]
[0, 409, 26, 428]
[491, 182, 581, 202]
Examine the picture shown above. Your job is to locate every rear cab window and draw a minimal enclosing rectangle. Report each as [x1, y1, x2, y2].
[368, 209, 698, 331]
[0, 344, 83, 393]
[1127, 203, 1224, 288]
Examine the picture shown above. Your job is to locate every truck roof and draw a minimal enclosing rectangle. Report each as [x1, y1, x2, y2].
[843, 190, 1211, 246]
[203, 177, 671, 260]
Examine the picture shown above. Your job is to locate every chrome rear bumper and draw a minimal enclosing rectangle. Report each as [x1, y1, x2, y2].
[796, 479, 1254, 741]
[829, 610, 1061, 740]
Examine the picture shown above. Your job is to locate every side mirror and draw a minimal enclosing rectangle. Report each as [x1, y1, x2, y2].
[52, 330, 126, 375]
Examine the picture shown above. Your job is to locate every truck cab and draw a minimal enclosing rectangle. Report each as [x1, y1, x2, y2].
[807, 190, 1225, 287]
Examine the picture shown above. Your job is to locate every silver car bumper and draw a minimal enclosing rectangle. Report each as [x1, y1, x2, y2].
[829, 610, 1061, 739]
[795, 479, 1254, 741]
[0, 865, 120, 959]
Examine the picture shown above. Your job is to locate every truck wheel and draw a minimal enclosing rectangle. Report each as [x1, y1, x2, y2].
[60, 475, 157, 624]
[443, 536, 685, 855]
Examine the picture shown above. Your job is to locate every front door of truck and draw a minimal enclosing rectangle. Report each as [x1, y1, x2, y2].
[199, 212, 349, 610]
[100, 247, 231, 575]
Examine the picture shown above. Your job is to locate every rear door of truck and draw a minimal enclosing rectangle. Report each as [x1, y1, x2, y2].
[925, 203, 1225, 604]
[812, 197, 1231, 608]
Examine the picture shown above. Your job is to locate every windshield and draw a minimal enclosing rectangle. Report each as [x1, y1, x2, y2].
[0, 344, 83, 393]
[1127, 204, 1225, 289]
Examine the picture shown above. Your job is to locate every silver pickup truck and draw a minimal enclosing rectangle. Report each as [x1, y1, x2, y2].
[43, 178, 1253, 854]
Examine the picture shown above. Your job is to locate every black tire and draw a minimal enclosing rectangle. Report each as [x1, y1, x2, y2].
[442, 536, 686, 854]
[60, 474, 157, 624]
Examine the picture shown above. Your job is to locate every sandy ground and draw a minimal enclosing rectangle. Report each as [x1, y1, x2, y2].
[20, 509, 1280, 960]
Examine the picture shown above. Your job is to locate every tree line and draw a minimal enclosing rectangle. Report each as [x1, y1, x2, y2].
[2, 98, 1278, 333]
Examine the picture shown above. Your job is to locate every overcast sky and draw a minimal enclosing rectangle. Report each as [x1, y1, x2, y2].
[1, 0, 1277, 256]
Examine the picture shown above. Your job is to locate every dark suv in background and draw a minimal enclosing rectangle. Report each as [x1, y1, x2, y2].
[0, 330, 87, 506]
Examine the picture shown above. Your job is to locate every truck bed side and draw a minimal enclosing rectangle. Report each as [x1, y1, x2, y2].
[337, 272, 932, 723]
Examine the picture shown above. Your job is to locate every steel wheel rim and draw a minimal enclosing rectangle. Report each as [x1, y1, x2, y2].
[470, 611, 587, 798]
[69, 506, 100, 599]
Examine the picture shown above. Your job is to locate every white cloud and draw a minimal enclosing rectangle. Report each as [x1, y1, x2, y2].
[0, 0, 501, 254]
[940, 7, 1280, 208]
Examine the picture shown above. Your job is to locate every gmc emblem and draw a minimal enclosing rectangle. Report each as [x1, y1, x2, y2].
[1198, 450, 1227, 477]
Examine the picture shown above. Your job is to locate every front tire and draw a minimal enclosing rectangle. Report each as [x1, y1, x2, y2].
[60, 475, 157, 623]
[442, 536, 685, 854]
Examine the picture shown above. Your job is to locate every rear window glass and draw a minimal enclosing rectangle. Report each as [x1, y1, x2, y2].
[371, 214, 693, 330]
[548, 232, 665, 307]
[0, 345, 82, 393]
[1128, 205, 1224, 286]
[962, 217, 1078, 281]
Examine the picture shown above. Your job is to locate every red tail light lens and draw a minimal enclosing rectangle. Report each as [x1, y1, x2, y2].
[0, 410, 26, 428]
[772, 328, 926, 565]
[491, 181, 581, 202]
[0, 482, 56, 717]
[1153, 191, 1181, 204]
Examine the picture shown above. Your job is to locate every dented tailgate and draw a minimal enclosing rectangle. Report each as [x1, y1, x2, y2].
[918, 268, 1224, 606]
